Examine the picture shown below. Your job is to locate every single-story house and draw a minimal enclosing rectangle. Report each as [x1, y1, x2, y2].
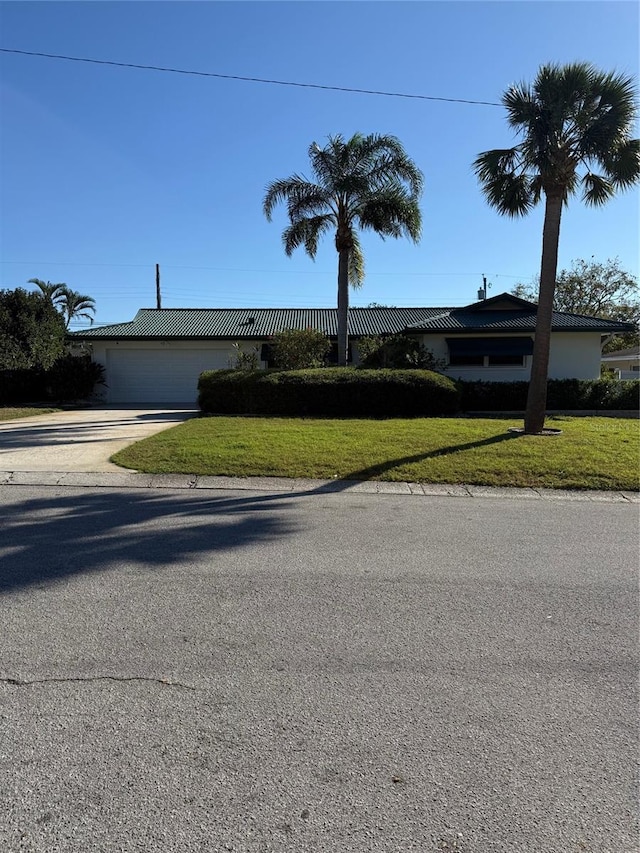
[70, 292, 636, 404]
[601, 345, 640, 380]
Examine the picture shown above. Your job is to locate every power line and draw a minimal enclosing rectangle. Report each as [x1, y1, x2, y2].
[0, 47, 502, 107]
[0, 260, 526, 278]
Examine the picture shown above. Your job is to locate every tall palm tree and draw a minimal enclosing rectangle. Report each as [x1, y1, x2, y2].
[473, 63, 639, 433]
[59, 288, 96, 328]
[28, 278, 67, 310]
[264, 133, 423, 366]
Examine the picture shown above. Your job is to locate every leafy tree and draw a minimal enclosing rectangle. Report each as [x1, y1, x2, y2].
[358, 333, 445, 370]
[264, 133, 423, 366]
[270, 328, 330, 370]
[28, 278, 67, 310]
[512, 258, 639, 352]
[0, 288, 66, 370]
[474, 63, 640, 433]
[230, 342, 261, 371]
[59, 289, 96, 328]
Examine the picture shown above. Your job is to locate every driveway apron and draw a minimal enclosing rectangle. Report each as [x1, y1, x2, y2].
[0, 406, 195, 472]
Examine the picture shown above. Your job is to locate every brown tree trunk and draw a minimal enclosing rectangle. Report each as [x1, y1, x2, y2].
[337, 248, 349, 367]
[524, 191, 563, 434]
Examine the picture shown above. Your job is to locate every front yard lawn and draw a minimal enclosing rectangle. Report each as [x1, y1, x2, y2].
[0, 407, 61, 421]
[111, 415, 639, 491]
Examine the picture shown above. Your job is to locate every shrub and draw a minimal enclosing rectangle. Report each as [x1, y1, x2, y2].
[0, 356, 105, 404]
[458, 380, 529, 412]
[44, 355, 106, 401]
[0, 288, 66, 370]
[270, 328, 331, 370]
[358, 333, 446, 370]
[459, 378, 639, 412]
[229, 342, 260, 371]
[199, 368, 461, 417]
[0, 368, 47, 405]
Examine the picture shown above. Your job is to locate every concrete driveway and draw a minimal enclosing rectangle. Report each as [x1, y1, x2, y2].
[0, 406, 196, 472]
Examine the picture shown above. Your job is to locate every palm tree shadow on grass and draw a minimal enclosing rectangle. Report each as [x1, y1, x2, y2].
[337, 430, 520, 483]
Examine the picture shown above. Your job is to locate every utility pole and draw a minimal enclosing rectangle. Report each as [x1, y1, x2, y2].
[155, 263, 162, 309]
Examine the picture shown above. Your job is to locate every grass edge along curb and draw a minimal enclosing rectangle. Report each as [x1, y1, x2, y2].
[111, 415, 640, 492]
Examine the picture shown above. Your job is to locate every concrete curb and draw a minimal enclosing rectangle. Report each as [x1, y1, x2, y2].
[0, 470, 637, 502]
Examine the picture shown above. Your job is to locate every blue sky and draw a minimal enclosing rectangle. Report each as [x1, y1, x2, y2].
[1, 1, 638, 329]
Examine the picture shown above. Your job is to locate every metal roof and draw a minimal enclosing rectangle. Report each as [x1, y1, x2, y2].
[407, 308, 634, 333]
[70, 294, 636, 340]
[70, 306, 449, 340]
[601, 345, 640, 360]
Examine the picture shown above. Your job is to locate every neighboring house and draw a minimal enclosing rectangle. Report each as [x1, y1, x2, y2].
[601, 345, 640, 380]
[69, 293, 635, 404]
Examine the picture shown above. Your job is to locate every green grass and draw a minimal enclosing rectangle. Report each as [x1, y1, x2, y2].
[111, 415, 640, 491]
[0, 406, 61, 421]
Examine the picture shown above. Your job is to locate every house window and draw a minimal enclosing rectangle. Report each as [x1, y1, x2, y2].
[446, 336, 533, 368]
[487, 354, 525, 366]
[449, 354, 485, 366]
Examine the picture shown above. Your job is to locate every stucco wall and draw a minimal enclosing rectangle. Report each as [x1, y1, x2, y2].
[85, 331, 605, 401]
[547, 333, 602, 380]
[89, 340, 241, 363]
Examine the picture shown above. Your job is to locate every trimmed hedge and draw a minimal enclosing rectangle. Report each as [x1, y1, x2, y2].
[0, 368, 47, 405]
[198, 368, 461, 417]
[0, 356, 105, 404]
[459, 378, 639, 412]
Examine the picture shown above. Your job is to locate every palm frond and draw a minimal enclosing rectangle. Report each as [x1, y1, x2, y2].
[60, 288, 96, 327]
[581, 172, 614, 206]
[502, 82, 538, 129]
[473, 148, 536, 216]
[530, 174, 544, 205]
[600, 138, 640, 190]
[309, 135, 348, 190]
[28, 278, 67, 307]
[358, 185, 422, 241]
[575, 71, 639, 158]
[348, 232, 365, 288]
[282, 215, 333, 259]
[473, 148, 523, 183]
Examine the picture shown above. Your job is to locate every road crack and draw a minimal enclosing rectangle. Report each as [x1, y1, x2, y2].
[0, 675, 196, 690]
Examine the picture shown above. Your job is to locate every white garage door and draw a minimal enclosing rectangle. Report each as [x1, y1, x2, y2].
[106, 348, 231, 403]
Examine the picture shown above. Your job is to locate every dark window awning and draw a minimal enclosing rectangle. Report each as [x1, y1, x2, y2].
[446, 336, 534, 356]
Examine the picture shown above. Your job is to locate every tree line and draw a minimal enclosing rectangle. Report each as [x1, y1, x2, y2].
[0, 280, 95, 372]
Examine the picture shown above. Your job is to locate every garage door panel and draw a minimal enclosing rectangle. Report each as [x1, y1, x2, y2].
[106, 349, 230, 403]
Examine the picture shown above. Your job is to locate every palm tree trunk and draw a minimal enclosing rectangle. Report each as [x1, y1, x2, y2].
[337, 248, 349, 367]
[524, 191, 563, 434]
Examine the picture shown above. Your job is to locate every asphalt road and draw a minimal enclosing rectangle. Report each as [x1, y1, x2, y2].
[0, 484, 638, 853]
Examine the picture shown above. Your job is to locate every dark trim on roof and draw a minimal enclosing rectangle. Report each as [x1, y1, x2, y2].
[68, 293, 636, 340]
[462, 293, 535, 311]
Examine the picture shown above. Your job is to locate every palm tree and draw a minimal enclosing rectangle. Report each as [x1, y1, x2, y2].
[264, 133, 423, 366]
[473, 63, 639, 433]
[28, 278, 67, 310]
[59, 288, 96, 328]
